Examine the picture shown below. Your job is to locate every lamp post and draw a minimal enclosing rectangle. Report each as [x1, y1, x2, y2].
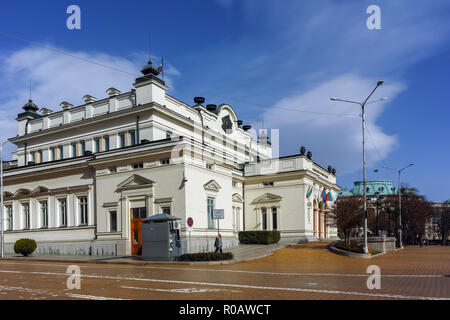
[389, 206, 395, 237]
[382, 163, 414, 248]
[331, 81, 385, 253]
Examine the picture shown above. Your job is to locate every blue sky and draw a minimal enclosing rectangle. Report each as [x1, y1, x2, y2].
[0, 0, 449, 202]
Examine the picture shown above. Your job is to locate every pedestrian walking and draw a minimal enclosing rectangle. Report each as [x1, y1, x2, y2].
[214, 234, 223, 253]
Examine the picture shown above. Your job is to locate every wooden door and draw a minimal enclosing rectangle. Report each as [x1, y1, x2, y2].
[130, 207, 147, 255]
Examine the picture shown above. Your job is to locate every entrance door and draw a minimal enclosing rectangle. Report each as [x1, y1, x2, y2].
[130, 207, 147, 255]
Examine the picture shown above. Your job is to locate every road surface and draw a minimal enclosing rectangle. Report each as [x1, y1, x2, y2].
[0, 242, 448, 300]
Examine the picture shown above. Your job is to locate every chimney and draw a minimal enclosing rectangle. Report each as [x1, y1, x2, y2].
[106, 87, 121, 97]
[60, 101, 73, 110]
[40, 108, 53, 115]
[83, 95, 97, 103]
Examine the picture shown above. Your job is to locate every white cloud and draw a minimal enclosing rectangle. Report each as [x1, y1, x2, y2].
[261, 74, 406, 175]
[0, 45, 179, 156]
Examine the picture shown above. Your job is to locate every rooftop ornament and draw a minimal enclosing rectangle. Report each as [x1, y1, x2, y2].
[82, 95, 97, 103]
[106, 88, 121, 97]
[60, 101, 73, 110]
[300, 146, 306, 156]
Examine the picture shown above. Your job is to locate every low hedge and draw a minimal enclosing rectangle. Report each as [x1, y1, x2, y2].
[238, 231, 281, 244]
[335, 240, 381, 255]
[175, 252, 234, 262]
[14, 238, 37, 256]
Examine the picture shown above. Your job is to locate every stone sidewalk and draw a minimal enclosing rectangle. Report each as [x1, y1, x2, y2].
[1, 241, 294, 265]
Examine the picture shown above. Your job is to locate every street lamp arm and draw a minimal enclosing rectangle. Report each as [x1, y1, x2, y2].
[362, 82, 383, 106]
[329, 98, 362, 105]
[366, 97, 388, 105]
[399, 163, 414, 173]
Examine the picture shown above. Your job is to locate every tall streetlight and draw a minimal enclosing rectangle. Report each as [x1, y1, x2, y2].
[383, 163, 414, 248]
[331, 81, 386, 253]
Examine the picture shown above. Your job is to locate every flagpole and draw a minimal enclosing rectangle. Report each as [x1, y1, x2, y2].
[161, 57, 164, 81]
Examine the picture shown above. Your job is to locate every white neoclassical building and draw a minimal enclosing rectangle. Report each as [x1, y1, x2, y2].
[2, 60, 339, 256]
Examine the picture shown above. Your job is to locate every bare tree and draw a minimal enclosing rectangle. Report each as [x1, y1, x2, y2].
[381, 190, 433, 245]
[327, 196, 363, 246]
[435, 201, 450, 245]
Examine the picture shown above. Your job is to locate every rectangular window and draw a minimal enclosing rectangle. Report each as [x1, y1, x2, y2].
[58, 146, 64, 160]
[94, 138, 100, 153]
[161, 206, 171, 215]
[263, 182, 274, 187]
[207, 198, 215, 229]
[262, 207, 267, 230]
[132, 163, 143, 169]
[119, 133, 125, 148]
[206, 163, 213, 170]
[50, 148, 55, 161]
[80, 141, 85, 156]
[104, 136, 110, 151]
[59, 199, 67, 227]
[272, 207, 277, 230]
[129, 130, 136, 146]
[160, 158, 170, 165]
[110, 211, 117, 232]
[71, 143, 77, 157]
[41, 201, 48, 228]
[166, 131, 172, 139]
[109, 166, 117, 173]
[38, 150, 43, 163]
[5, 206, 13, 231]
[79, 197, 88, 225]
[23, 203, 30, 230]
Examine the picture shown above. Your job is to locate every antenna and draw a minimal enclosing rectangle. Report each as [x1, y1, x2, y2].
[148, 33, 152, 63]
[29, 74, 32, 100]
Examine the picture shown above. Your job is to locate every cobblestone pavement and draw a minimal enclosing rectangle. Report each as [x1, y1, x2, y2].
[0, 242, 448, 300]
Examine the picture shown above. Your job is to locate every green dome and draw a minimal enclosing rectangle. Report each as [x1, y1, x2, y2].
[338, 189, 353, 197]
[23, 99, 39, 112]
[349, 180, 397, 196]
[141, 61, 159, 76]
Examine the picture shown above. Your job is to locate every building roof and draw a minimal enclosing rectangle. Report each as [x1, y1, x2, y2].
[343, 180, 397, 197]
[337, 189, 353, 197]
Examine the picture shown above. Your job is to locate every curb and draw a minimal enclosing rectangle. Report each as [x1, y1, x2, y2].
[328, 242, 372, 259]
[0, 256, 240, 266]
[328, 242, 402, 259]
[0, 243, 289, 266]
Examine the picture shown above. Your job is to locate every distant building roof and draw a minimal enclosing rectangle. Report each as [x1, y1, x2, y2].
[337, 189, 353, 197]
[341, 180, 397, 197]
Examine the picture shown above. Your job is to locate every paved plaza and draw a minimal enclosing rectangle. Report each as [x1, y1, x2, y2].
[0, 242, 448, 300]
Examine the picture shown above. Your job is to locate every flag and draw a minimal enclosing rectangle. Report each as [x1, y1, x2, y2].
[157, 64, 163, 73]
[326, 191, 333, 202]
[306, 185, 313, 199]
[322, 188, 327, 203]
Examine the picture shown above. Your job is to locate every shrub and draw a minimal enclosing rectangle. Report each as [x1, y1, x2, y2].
[175, 252, 233, 262]
[335, 240, 381, 255]
[238, 231, 281, 244]
[14, 238, 37, 256]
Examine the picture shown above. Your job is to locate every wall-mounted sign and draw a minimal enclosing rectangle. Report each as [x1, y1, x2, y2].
[213, 209, 224, 220]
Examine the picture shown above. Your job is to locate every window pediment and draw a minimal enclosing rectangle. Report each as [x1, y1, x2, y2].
[117, 174, 155, 191]
[232, 193, 244, 203]
[204, 180, 222, 192]
[251, 193, 282, 204]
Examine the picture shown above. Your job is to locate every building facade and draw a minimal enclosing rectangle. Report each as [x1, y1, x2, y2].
[2, 61, 339, 256]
